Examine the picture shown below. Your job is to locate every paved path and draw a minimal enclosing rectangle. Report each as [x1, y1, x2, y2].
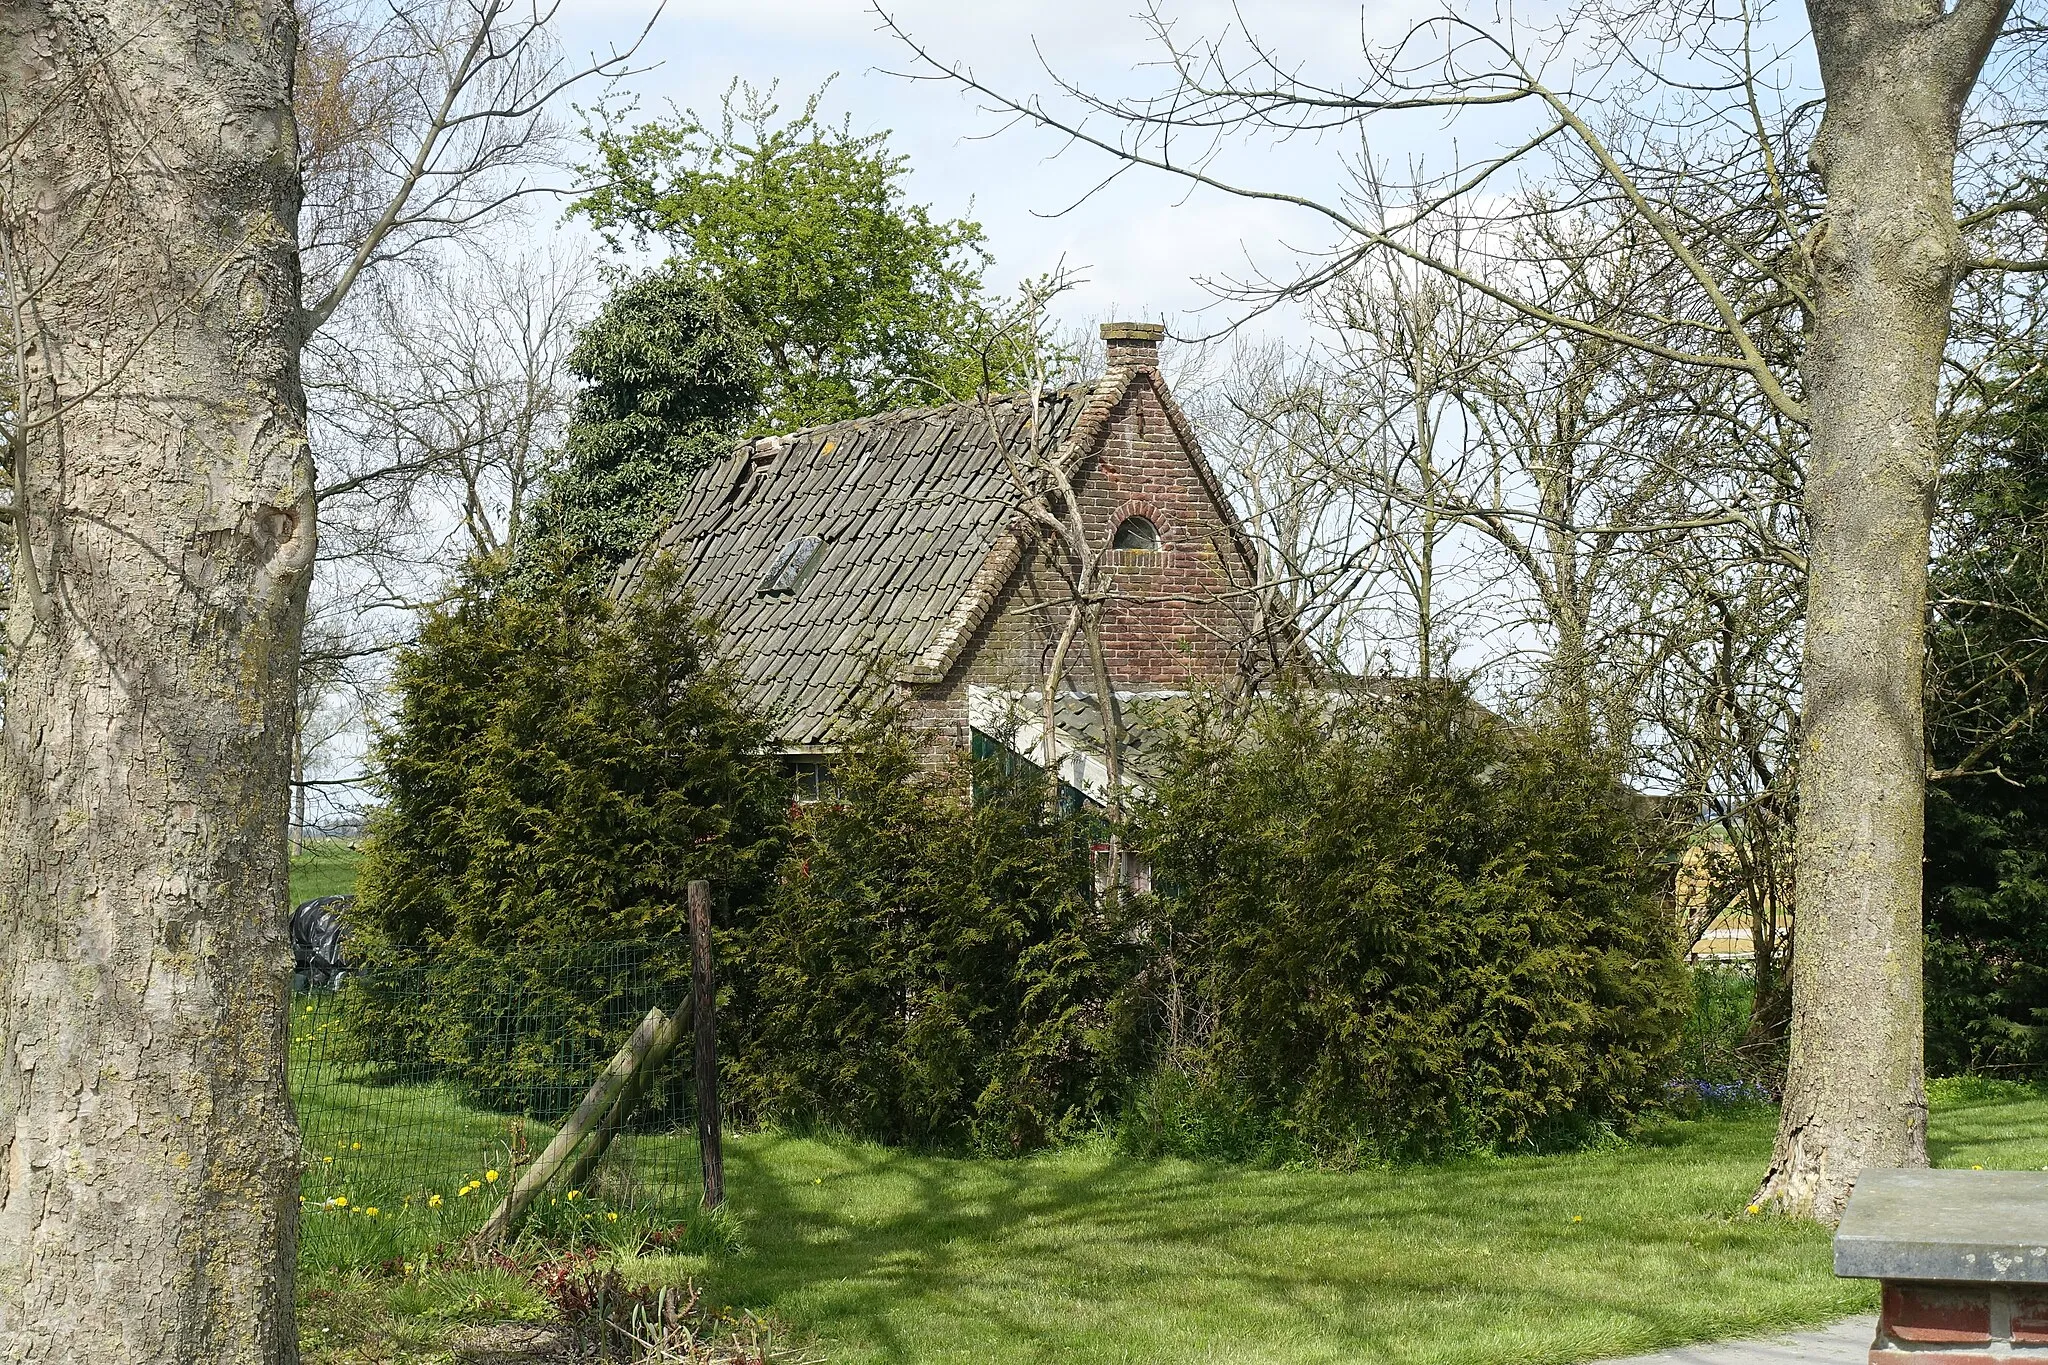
[1594, 1317, 1875, 1365]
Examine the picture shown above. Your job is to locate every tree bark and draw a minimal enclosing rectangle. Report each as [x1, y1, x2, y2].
[1756, 0, 2007, 1221]
[0, 2, 311, 1360]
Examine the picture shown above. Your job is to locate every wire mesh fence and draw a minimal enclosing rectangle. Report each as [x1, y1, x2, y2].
[289, 940, 705, 1240]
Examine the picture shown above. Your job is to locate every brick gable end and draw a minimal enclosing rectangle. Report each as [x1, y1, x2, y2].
[905, 362, 1271, 744]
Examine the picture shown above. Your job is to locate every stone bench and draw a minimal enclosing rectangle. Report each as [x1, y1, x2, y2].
[1835, 1169, 2048, 1363]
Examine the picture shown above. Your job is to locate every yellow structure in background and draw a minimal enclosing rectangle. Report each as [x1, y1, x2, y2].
[1673, 842, 1791, 964]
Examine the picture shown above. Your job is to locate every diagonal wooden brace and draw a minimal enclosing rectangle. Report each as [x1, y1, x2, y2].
[469, 1005, 674, 1249]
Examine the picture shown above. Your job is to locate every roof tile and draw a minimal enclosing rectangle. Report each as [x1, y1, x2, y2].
[615, 385, 1094, 748]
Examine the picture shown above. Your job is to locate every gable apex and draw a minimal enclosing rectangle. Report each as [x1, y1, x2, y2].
[615, 355, 1281, 749]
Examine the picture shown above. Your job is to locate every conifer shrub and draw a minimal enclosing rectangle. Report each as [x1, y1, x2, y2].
[517, 266, 760, 578]
[347, 561, 790, 1111]
[1923, 365, 2048, 1080]
[1121, 683, 1687, 1162]
[734, 719, 1136, 1153]
[347, 589, 1685, 1159]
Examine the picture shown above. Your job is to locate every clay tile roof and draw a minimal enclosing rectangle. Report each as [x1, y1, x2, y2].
[614, 382, 1103, 749]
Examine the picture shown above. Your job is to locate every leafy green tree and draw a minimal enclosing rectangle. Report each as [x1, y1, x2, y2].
[1924, 371, 2048, 1079]
[574, 81, 1020, 431]
[521, 266, 759, 577]
[1126, 683, 1687, 1161]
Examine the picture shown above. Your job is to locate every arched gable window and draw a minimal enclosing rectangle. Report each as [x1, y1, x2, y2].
[1112, 515, 1161, 552]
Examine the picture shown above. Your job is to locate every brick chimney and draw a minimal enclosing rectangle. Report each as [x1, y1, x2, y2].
[1100, 321, 1163, 372]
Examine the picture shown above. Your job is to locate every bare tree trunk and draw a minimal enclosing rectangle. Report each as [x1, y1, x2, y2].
[1040, 602, 1084, 792]
[1546, 604, 1594, 743]
[1412, 378, 1439, 683]
[1755, 0, 2006, 1221]
[1083, 610, 1125, 822]
[0, 2, 311, 1359]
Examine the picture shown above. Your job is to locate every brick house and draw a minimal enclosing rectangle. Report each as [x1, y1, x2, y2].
[616, 323, 1295, 801]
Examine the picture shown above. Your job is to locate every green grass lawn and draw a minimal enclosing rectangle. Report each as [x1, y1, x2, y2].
[294, 1072, 2048, 1365]
[706, 1121, 1798, 1365]
[292, 839, 364, 904]
[280, 844, 2048, 1362]
[685, 1083, 2048, 1365]
[285, 842, 2044, 1361]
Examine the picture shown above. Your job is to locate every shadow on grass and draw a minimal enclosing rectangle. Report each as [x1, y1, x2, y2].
[1926, 1079, 2048, 1170]
[704, 1110, 1869, 1365]
[292, 1066, 2043, 1365]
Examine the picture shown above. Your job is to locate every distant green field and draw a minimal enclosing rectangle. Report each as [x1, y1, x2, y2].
[291, 840, 364, 904]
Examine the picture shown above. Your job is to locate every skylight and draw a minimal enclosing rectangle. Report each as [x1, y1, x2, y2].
[760, 535, 826, 595]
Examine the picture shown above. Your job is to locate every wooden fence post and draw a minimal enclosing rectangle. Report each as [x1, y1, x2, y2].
[689, 879, 725, 1209]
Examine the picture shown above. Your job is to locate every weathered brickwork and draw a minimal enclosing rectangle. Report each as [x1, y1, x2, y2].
[903, 326, 1273, 747]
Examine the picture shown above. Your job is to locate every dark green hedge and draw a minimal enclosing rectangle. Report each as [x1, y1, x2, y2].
[1123, 684, 1687, 1161]
[358, 560, 789, 947]
[348, 561, 791, 1107]
[1924, 364, 2048, 1080]
[351, 586, 1686, 1159]
[735, 723, 1135, 1153]
[339, 940, 693, 1123]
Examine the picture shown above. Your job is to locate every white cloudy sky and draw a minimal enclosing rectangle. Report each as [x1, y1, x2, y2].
[550, 0, 1431, 339]
[549, 2, 1823, 338]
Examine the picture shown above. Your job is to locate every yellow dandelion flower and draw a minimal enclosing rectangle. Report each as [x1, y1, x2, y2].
[1746, 1203, 1761, 1215]
[1571, 1215, 1582, 1223]
[332, 1196, 348, 1208]
[428, 1194, 443, 1208]
[607, 1212, 619, 1223]
[364, 1207, 378, 1218]
[351, 1142, 361, 1151]
[565, 1190, 580, 1202]
[323, 1156, 333, 1165]
[485, 1169, 499, 1183]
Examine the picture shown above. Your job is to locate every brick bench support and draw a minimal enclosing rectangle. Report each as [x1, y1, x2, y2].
[1835, 1170, 2048, 1364]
